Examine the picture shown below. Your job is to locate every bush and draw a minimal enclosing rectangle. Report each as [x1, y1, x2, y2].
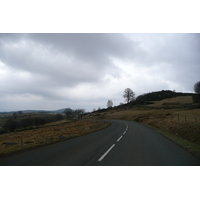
[56, 113, 63, 120]
[192, 94, 200, 103]
[33, 117, 46, 127]
[3, 118, 17, 132]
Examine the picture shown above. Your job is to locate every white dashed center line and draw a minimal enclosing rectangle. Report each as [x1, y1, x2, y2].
[117, 135, 123, 142]
[98, 144, 115, 161]
[98, 122, 129, 162]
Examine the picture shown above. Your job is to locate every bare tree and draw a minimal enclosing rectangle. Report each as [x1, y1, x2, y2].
[123, 88, 135, 103]
[194, 81, 200, 94]
[75, 108, 85, 119]
[63, 108, 73, 119]
[107, 100, 113, 108]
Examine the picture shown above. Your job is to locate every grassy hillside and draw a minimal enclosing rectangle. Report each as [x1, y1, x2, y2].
[85, 96, 200, 159]
[150, 95, 193, 107]
[0, 119, 110, 156]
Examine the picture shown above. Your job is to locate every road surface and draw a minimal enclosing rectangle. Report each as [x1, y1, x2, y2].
[0, 120, 200, 166]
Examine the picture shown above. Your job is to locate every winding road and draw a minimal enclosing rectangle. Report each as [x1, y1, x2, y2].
[0, 120, 200, 166]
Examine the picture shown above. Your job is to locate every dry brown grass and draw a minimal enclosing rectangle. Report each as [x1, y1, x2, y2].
[41, 119, 71, 126]
[150, 96, 193, 107]
[0, 120, 110, 156]
[91, 108, 200, 143]
[85, 101, 200, 157]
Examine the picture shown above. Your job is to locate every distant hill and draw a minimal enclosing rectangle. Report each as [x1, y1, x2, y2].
[0, 108, 68, 115]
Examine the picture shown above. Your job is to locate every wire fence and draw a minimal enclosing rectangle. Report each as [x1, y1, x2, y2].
[135, 104, 200, 110]
[171, 114, 199, 124]
[165, 113, 200, 143]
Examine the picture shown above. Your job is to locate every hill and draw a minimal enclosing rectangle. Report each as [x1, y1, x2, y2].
[0, 108, 68, 115]
[149, 96, 193, 107]
[135, 90, 194, 104]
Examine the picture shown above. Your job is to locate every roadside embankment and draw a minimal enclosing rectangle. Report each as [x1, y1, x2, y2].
[0, 120, 110, 156]
[84, 107, 200, 159]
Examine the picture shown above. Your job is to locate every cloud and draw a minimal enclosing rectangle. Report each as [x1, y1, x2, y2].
[0, 34, 136, 85]
[117, 33, 200, 92]
[0, 33, 200, 112]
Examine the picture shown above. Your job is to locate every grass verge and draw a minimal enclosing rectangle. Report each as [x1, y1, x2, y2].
[84, 107, 200, 160]
[143, 123, 200, 160]
[0, 120, 111, 157]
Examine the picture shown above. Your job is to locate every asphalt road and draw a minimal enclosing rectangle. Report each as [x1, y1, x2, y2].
[0, 120, 200, 166]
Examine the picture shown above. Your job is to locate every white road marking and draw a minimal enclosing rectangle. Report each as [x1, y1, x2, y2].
[98, 122, 129, 162]
[117, 135, 123, 142]
[123, 123, 128, 134]
[98, 144, 115, 161]
[124, 123, 128, 130]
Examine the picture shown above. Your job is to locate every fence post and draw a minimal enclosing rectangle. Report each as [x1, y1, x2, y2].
[21, 138, 23, 149]
[169, 113, 172, 136]
[195, 115, 198, 125]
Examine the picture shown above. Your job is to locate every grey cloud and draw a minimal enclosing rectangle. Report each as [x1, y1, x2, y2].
[0, 33, 200, 112]
[126, 33, 200, 92]
[128, 33, 200, 67]
[0, 33, 135, 87]
[28, 33, 138, 61]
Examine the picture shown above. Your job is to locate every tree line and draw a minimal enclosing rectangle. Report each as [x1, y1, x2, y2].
[2, 113, 64, 133]
[63, 108, 85, 120]
[0, 108, 86, 134]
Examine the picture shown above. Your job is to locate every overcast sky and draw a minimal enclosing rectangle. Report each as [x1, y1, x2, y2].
[0, 33, 199, 112]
